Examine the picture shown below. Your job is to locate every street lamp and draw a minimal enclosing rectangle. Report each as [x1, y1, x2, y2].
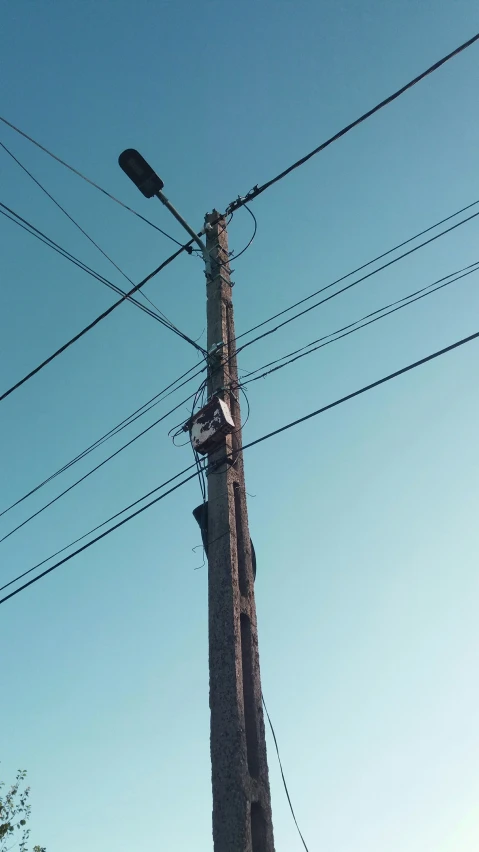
[118, 148, 209, 264]
[118, 148, 164, 197]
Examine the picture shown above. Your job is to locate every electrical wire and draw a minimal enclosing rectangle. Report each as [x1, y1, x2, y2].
[188, 378, 209, 502]
[238, 328, 479, 457]
[0, 116, 185, 247]
[2, 205, 477, 547]
[0, 203, 184, 330]
[0, 458, 200, 594]
[241, 261, 479, 385]
[239, 385, 251, 429]
[6, 137, 473, 409]
[0, 361, 206, 521]
[3, 324, 479, 605]
[0, 141, 179, 325]
[198, 200, 479, 390]
[228, 204, 257, 263]
[0, 238, 204, 404]
[262, 694, 310, 852]
[211, 206, 257, 270]
[206, 198, 479, 399]
[194, 447, 207, 503]
[0, 469, 200, 606]
[0, 387, 202, 546]
[226, 32, 479, 213]
[5, 194, 464, 514]
[234, 208, 479, 358]
[235, 197, 479, 341]
[6, 32, 478, 242]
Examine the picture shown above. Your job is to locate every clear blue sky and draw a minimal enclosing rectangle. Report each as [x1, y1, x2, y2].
[1, 2, 479, 850]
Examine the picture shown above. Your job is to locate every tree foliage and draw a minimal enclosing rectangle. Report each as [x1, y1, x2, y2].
[0, 769, 45, 852]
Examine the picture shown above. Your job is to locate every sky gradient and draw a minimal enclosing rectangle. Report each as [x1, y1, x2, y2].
[1, 2, 479, 850]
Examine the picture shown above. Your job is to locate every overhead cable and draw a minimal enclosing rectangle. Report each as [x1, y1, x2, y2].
[236, 197, 479, 341]
[11, 223, 466, 519]
[0, 203, 184, 330]
[0, 459, 200, 594]
[0, 387, 201, 545]
[0, 116, 185, 247]
[0, 141, 178, 325]
[235, 208, 479, 357]
[262, 694, 310, 852]
[0, 470, 200, 606]
[0, 361, 206, 521]
[3, 325, 479, 605]
[242, 261, 479, 384]
[226, 33, 479, 213]
[238, 329, 479, 455]
[0, 238, 204, 404]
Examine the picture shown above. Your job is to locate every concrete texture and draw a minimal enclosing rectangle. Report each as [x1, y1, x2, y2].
[205, 213, 275, 852]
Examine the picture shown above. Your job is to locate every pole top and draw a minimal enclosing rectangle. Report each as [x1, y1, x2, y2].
[204, 209, 226, 229]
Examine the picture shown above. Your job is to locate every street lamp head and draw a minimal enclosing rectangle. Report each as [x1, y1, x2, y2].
[118, 149, 164, 198]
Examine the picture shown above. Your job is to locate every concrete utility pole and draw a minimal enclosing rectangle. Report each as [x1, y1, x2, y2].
[205, 211, 275, 852]
[117, 152, 274, 850]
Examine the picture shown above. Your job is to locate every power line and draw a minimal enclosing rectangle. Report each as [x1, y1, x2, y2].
[5, 144, 473, 411]
[2, 213, 477, 575]
[0, 140, 178, 325]
[0, 458, 200, 594]
[1, 143, 135, 287]
[239, 329, 479, 456]
[8, 208, 463, 521]
[236, 197, 479, 341]
[226, 33, 479, 214]
[0, 203, 184, 330]
[6, 200, 467, 516]
[0, 238, 204, 404]
[0, 361, 205, 521]
[242, 261, 479, 385]
[5, 33, 478, 241]
[0, 115, 185, 247]
[235, 208, 479, 357]
[0, 469, 200, 606]
[148, 199, 479, 395]
[3, 324, 479, 605]
[9, 205, 464, 520]
[0, 387, 201, 545]
[262, 694, 310, 852]
[226, 204, 257, 265]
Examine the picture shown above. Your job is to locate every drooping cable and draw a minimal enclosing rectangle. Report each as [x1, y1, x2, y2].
[213, 206, 257, 270]
[262, 694, 310, 852]
[229, 204, 257, 263]
[226, 33, 479, 213]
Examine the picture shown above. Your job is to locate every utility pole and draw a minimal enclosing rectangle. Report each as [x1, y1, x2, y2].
[117, 152, 274, 850]
[205, 211, 275, 852]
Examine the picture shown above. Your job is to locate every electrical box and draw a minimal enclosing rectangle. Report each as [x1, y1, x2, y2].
[187, 396, 235, 455]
